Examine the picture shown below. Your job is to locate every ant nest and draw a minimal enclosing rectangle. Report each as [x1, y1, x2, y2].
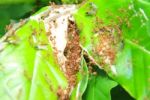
[31, 5, 80, 99]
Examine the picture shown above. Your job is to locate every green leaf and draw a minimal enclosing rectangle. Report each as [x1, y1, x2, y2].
[109, 1, 150, 99]
[83, 69, 117, 100]
[75, 0, 150, 99]
[111, 1, 150, 99]
[75, 0, 130, 65]
[0, 5, 86, 100]
[112, 39, 150, 100]
[0, 18, 68, 99]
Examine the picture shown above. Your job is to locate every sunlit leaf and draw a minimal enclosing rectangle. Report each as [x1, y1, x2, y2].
[75, 0, 150, 99]
[0, 19, 68, 99]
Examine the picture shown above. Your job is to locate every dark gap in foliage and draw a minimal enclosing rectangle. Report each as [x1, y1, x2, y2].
[0, 0, 62, 36]
[0, 4, 34, 35]
[111, 85, 135, 100]
[92, 65, 107, 76]
[33, 0, 62, 13]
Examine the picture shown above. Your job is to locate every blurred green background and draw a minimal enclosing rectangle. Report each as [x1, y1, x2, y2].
[0, 0, 62, 37]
